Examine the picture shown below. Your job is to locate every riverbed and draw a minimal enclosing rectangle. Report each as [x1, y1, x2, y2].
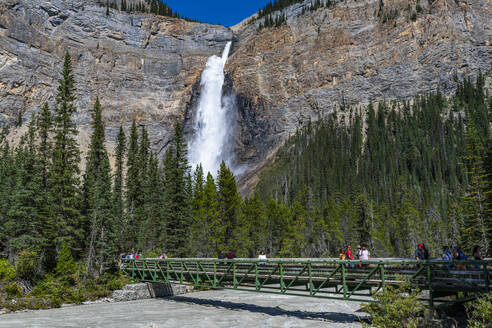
[0, 290, 365, 327]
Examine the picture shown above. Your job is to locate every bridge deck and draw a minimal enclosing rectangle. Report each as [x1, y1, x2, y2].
[120, 258, 491, 306]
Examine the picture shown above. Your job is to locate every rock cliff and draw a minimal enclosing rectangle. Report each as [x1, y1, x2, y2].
[228, 0, 492, 193]
[0, 0, 490, 192]
[0, 0, 232, 159]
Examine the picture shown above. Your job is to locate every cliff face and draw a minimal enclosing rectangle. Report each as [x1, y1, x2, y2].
[0, 0, 491, 192]
[0, 0, 232, 156]
[227, 0, 492, 192]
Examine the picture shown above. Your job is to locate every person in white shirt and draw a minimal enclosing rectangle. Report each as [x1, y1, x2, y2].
[360, 244, 370, 261]
[258, 250, 267, 267]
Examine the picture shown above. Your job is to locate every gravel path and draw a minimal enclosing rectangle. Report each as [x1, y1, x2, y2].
[0, 290, 366, 327]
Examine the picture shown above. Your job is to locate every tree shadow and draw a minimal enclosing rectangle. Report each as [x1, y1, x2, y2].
[165, 295, 365, 323]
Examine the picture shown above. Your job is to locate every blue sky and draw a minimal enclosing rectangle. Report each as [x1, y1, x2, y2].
[165, 0, 271, 27]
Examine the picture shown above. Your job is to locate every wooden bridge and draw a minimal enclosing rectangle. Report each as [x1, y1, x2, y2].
[120, 258, 491, 306]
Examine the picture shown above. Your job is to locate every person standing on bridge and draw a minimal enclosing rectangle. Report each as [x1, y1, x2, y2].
[360, 245, 370, 261]
[226, 250, 236, 260]
[355, 245, 362, 260]
[345, 245, 354, 260]
[472, 245, 483, 260]
[441, 246, 452, 261]
[472, 245, 483, 269]
[415, 243, 427, 260]
[218, 250, 226, 265]
[338, 249, 346, 260]
[258, 250, 267, 267]
[345, 245, 354, 268]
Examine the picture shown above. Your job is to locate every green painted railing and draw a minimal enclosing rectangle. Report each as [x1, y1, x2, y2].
[120, 258, 491, 306]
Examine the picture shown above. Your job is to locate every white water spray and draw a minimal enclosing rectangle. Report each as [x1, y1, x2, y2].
[188, 42, 235, 175]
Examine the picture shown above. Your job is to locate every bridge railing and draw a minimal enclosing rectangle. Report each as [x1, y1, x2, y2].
[120, 258, 491, 305]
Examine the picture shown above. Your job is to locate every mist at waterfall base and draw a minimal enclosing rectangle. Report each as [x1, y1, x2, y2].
[188, 42, 241, 177]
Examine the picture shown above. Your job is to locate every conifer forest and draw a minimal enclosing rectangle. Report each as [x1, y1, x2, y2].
[0, 53, 490, 282]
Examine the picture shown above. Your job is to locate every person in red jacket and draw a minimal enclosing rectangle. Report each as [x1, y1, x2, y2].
[345, 245, 354, 260]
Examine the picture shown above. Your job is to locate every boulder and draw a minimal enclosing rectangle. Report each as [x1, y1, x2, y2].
[112, 283, 151, 302]
[112, 282, 192, 302]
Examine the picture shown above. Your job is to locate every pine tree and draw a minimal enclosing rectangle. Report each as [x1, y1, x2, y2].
[113, 126, 126, 249]
[163, 123, 191, 257]
[5, 122, 43, 254]
[484, 140, 492, 252]
[135, 126, 150, 250]
[0, 144, 15, 256]
[203, 172, 221, 255]
[83, 98, 115, 277]
[461, 115, 490, 255]
[49, 51, 82, 255]
[190, 164, 206, 256]
[35, 102, 55, 265]
[237, 193, 267, 257]
[142, 152, 165, 251]
[37, 103, 52, 189]
[217, 161, 240, 251]
[55, 242, 76, 277]
[125, 120, 139, 251]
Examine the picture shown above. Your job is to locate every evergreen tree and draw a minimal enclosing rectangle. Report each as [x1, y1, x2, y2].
[55, 242, 76, 277]
[5, 122, 43, 254]
[461, 115, 490, 255]
[83, 98, 115, 277]
[35, 102, 55, 264]
[125, 120, 139, 250]
[163, 123, 191, 257]
[217, 161, 240, 251]
[142, 152, 165, 251]
[49, 51, 82, 255]
[135, 126, 150, 249]
[37, 103, 52, 190]
[203, 172, 221, 255]
[237, 193, 267, 257]
[0, 143, 15, 256]
[190, 164, 206, 256]
[113, 126, 126, 250]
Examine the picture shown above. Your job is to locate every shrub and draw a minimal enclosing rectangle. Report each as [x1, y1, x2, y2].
[466, 294, 492, 328]
[15, 251, 41, 280]
[67, 288, 86, 304]
[411, 12, 417, 21]
[55, 242, 76, 277]
[416, 4, 422, 13]
[0, 259, 15, 282]
[5, 282, 22, 298]
[1, 297, 53, 311]
[31, 274, 65, 299]
[104, 273, 131, 291]
[105, 275, 124, 291]
[362, 282, 425, 328]
[50, 296, 62, 308]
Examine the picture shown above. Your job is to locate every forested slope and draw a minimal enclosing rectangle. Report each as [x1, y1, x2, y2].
[256, 73, 492, 257]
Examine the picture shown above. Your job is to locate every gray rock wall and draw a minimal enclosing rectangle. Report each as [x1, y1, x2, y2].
[0, 0, 491, 193]
[112, 283, 191, 302]
[0, 0, 232, 161]
[228, 0, 492, 193]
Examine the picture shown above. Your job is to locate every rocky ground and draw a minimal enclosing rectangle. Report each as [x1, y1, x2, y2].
[0, 290, 365, 327]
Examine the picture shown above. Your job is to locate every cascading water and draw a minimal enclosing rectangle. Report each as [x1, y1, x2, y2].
[188, 41, 235, 175]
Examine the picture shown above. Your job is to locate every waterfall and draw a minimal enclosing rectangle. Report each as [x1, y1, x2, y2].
[188, 41, 235, 175]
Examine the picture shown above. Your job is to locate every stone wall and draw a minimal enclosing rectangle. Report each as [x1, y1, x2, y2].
[112, 283, 192, 302]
